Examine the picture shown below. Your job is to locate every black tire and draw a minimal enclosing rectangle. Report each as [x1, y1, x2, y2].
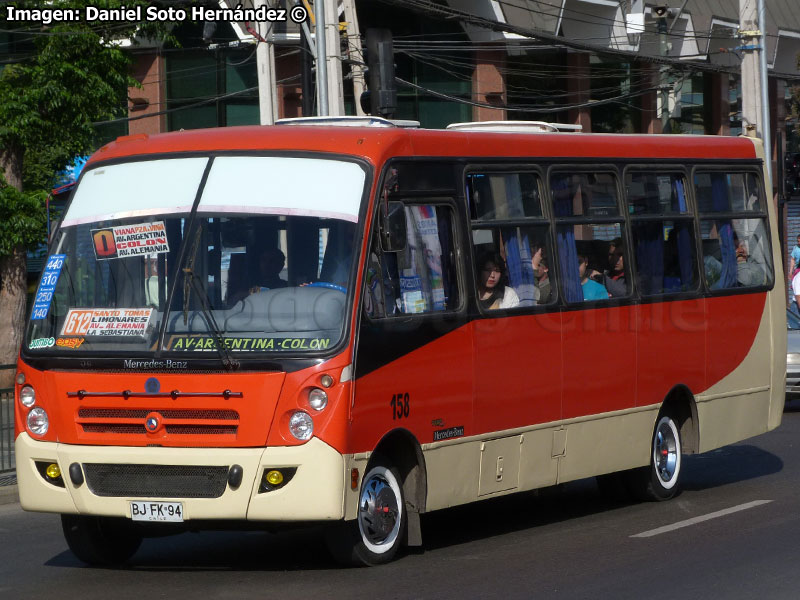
[626, 412, 683, 501]
[326, 461, 406, 566]
[61, 514, 142, 566]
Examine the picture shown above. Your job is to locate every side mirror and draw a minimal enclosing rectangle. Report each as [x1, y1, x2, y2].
[381, 201, 406, 252]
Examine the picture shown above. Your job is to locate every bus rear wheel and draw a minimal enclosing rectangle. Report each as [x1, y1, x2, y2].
[61, 514, 142, 565]
[627, 413, 683, 501]
[326, 461, 406, 566]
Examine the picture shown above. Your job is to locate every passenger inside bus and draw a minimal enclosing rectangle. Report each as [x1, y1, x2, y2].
[578, 254, 609, 300]
[252, 247, 288, 292]
[477, 250, 519, 310]
[603, 243, 626, 297]
[734, 232, 766, 287]
[532, 244, 551, 304]
[703, 225, 769, 290]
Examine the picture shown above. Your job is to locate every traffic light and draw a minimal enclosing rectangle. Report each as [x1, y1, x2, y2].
[364, 28, 397, 118]
[785, 152, 800, 198]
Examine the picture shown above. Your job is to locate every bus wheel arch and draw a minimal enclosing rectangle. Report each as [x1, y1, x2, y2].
[661, 384, 699, 455]
[369, 428, 427, 545]
[625, 385, 698, 502]
[326, 429, 426, 565]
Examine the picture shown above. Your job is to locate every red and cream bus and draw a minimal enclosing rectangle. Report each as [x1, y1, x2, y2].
[14, 118, 786, 565]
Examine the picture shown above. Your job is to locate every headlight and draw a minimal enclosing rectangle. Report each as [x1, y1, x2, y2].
[288, 411, 313, 441]
[19, 385, 36, 407]
[308, 387, 328, 411]
[27, 407, 49, 436]
[788, 353, 800, 365]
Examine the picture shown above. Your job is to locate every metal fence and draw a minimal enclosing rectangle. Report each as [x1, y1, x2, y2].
[0, 365, 15, 476]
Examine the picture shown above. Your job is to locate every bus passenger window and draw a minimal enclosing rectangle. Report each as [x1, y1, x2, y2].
[550, 171, 628, 302]
[695, 172, 773, 290]
[467, 172, 542, 220]
[627, 172, 698, 295]
[471, 226, 551, 309]
[466, 171, 550, 309]
[366, 203, 460, 317]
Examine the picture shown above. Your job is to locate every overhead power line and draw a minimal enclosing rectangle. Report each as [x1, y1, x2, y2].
[395, 76, 660, 113]
[376, 0, 800, 82]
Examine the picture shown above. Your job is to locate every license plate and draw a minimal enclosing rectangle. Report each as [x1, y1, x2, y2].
[130, 501, 184, 522]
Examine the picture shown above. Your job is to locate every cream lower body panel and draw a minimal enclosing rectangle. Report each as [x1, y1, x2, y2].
[695, 387, 772, 453]
[15, 433, 346, 522]
[421, 405, 659, 513]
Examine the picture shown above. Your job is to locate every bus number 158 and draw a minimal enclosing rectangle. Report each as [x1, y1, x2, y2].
[390, 393, 410, 420]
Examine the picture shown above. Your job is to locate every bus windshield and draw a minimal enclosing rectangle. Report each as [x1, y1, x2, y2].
[24, 155, 366, 359]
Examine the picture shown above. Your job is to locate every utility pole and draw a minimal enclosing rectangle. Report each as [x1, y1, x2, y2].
[313, 0, 345, 116]
[739, 0, 771, 185]
[758, 0, 772, 187]
[314, 0, 328, 115]
[255, 0, 278, 124]
[323, 0, 345, 115]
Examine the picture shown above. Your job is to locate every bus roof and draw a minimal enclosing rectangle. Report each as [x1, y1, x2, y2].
[89, 125, 760, 168]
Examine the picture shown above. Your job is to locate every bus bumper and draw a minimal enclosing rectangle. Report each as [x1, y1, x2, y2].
[14, 432, 346, 522]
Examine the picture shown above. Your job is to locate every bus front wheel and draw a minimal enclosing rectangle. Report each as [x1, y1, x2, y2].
[627, 413, 683, 501]
[326, 461, 407, 566]
[61, 514, 142, 565]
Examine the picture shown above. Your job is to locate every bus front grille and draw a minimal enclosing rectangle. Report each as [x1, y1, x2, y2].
[77, 408, 240, 437]
[82, 464, 230, 498]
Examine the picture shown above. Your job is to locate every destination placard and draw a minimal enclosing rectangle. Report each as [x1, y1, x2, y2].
[91, 221, 169, 260]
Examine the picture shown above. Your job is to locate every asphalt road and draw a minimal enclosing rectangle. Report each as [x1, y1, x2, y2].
[2, 403, 800, 599]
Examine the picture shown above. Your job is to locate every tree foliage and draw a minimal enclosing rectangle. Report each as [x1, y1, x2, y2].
[0, 177, 47, 256]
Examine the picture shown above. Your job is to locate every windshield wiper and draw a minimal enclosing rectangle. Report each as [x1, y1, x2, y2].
[181, 226, 239, 372]
[155, 157, 238, 371]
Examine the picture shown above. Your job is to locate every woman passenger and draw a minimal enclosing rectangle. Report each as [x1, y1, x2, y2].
[477, 251, 519, 310]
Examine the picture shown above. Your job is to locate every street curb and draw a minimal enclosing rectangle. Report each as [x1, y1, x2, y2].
[0, 485, 19, 506]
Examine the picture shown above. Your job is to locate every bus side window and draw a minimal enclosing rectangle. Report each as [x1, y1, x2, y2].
[627, 172, 699, 296]
[695, 172, 773, 290]
[366, 203, 459, 317]
[471, 226, 552, 309]
[466, 171, 551, 309]
[550, 171, 628, 302]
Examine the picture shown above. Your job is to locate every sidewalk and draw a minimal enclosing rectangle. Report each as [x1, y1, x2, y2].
[0, 473, 19, 505]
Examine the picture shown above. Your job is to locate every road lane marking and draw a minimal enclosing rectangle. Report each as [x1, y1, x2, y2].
[630, 500, 773, 538]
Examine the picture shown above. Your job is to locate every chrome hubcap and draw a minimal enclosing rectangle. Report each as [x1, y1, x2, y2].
[358, 473, 399, 547]
[654, 419, 678, 483]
